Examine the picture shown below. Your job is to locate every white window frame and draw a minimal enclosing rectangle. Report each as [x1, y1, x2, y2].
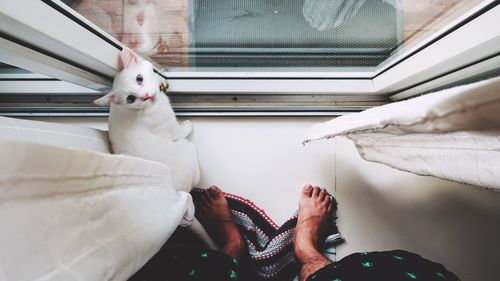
[0, 0, 499, 116]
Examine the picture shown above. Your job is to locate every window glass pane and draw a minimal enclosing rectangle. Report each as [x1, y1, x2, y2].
[378, 0, 487, 70]
[61, 0, 487, 73]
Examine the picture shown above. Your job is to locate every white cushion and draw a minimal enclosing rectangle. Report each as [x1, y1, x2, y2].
[349, 131, 500, 191]
[0, 141, 193, 281]
[0, 116, 111, 153]
[304, 76, 500, 143]
[304, 77, 500, 190]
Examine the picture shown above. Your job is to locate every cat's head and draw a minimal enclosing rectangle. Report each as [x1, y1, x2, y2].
[93, 48, 161, 109]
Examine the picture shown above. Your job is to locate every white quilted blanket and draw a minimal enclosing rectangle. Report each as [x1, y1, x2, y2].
[304, 77, 500, 191]
[0, 141, 194, 281]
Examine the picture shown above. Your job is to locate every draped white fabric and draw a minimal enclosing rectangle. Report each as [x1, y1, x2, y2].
[304, 77, 500, 190]
[0, 116, 111, 153]
[0, 141, 194, 281]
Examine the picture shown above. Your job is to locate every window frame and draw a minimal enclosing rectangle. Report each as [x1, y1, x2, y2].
[0, 0, 499, 116]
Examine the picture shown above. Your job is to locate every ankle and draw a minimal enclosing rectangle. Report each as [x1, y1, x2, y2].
[294, 243, 321, 263]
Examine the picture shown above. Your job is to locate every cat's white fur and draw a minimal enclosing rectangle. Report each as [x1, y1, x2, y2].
[95, 49, 198, 192]
[94, 48, 216, 249]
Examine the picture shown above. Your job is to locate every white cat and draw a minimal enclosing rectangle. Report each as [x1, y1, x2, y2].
[94, 49, 198, 192]
[94, 48, 216, 249]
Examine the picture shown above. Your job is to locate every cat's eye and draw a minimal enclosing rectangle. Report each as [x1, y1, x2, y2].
[136, 74, 143, 85]
[126, 95, 136, 104]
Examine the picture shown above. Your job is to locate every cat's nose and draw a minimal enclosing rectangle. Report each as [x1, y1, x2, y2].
[141, 94, 154, 101]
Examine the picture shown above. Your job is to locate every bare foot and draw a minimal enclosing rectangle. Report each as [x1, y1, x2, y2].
[195, 186, 245, 258]
[294, 184, 334, 281]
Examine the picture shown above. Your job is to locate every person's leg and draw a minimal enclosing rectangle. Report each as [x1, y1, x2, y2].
[196, 185, 246, 258]
[136, 186, 248, 281]
[292, 185, 460, 281]
[294, 184, 335, 281]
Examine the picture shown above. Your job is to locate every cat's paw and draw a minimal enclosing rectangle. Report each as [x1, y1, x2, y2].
[181, 120, 193, 135]
[172, 120, 193, 140]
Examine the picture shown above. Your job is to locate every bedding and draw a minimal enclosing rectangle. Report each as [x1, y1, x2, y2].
[304, 77, 500, 190]
[0, 116, 110, 153]
[348, 131, 500, 190]
[0, 140, 193, 281]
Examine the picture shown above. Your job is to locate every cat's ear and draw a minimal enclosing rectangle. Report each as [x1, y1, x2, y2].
[120, 48, 141, 68]
[93, 92, 117, 106]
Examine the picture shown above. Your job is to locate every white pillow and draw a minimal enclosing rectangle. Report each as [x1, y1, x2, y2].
[0, 141, 193, 281]
[349, 131, 500, 191]
[0, 116, 111, 153]
[303, 77, 500, 190]
[304, 76, 500, 143]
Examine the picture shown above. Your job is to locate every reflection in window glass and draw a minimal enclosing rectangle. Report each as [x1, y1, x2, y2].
[63, 0, 486, 72]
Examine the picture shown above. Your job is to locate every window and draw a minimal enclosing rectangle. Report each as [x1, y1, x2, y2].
[63, 0, 487, 73]
[0, 63, 104, 116]
[0, 0, 499, 116]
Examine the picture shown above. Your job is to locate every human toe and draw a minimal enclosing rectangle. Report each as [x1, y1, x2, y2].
[312, 186, 321, 197]
[200, 189, 213, 203]
[302, 184, 313, 197]
[327, 200, 334, 212]
[208, 185, 223, 199]
[319, 188, 328, 201]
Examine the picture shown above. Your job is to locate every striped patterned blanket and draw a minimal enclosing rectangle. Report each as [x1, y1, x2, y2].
[218, 191, 342, 280]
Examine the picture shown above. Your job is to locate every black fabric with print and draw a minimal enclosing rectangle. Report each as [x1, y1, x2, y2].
[306, 250, 461, 281]
[130, 244, 254, 281]
[131, 247, 459, 281]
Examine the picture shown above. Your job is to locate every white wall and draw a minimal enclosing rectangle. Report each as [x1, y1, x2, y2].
[29, 116, 335, 224]
[333, 137, 500, 281]
[28, 116, 500, 281]
[188, 117, 336, 224]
